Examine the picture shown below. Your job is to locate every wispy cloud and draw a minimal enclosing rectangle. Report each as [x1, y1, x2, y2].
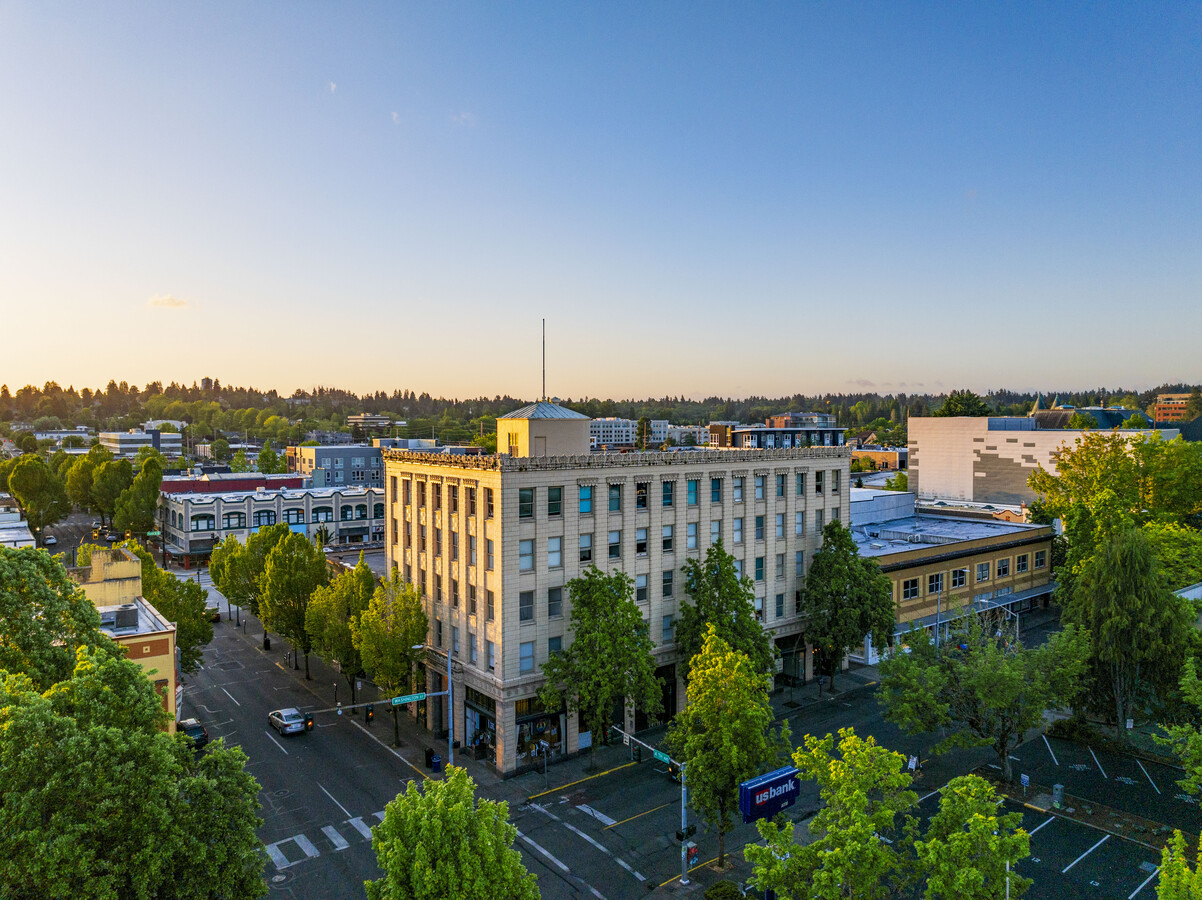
[391, 111, 400, 125]
[329, 81, 337, 94]
[450, 111, 476, 126]
[848, 378, 876, 388]
[147, 294, 189, 310]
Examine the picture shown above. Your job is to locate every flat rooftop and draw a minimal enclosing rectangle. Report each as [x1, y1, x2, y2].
[164, 485, 381, 503]
[850, 514, 1046, 560]
[97, 597, 174, 638]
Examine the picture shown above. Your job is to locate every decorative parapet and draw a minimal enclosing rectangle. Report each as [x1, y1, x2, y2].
[380, 446, 852, 472]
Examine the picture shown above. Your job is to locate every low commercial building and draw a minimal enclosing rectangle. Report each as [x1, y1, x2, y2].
[160, 473, 304, 494]
[291, 444, 383, 488]
[68, 548, 180, 729]
[848, 488, 1055, 662]
[711, 413, 845, 450]
[158, 484, 385, 567]
[0, 494, 34, 548]
[347, 413, 394, 432]
[100, 428, 183, 458]
[851, 447, 907, 471]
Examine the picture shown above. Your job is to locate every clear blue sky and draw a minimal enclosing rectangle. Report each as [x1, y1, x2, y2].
[2, 2, 1199, 400]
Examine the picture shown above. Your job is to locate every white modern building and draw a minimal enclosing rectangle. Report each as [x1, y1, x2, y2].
[100, 429, 183, 458]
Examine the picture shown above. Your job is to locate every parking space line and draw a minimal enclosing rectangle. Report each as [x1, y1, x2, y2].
[1129, 866, 1160, 898]
[527, 761, 637, 801]
[221, 686, 241, 706]
[265, 730, 289, 755]
[1136, 759, 1161, 794]
[1089, 747, 1108, 779]
[604, 800, 675, 829]
[318, 783, 352, 818]
[516, 829, 570, 872]
[1043, 735, 1059, 766]
[1028, 816, 1056, 835]
[1062, 834, 1109, 873]
[321, 825, 349, 851]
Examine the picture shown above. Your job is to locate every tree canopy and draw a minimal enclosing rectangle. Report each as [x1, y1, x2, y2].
[932, 390, 992, 417]
[351, 574, 428, 746]
[307, 553, 376, 703]
[259, 531, 329, 678]
[7, 455, 69, 538]
[209, 523, 290, 616]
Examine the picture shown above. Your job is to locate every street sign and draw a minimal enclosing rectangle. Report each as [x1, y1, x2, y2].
[391, 692, 426, 706]
[147, 531, 161, 537]
[653, 750, 670, 765]
[1127, 718, 1134, 730]
[739, 766, 801, 824]
[1021, 774, 1029, 787]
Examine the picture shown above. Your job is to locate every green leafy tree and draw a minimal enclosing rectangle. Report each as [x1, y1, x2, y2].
[1158, 831, 1202, 899]
[636, 416, 652, 450]
[209, 523, 290, 617]
[666, 626, 787, 868]
[132, 445, 168, 474]
[256, 443, 281, 474]
[366, 766, 538, 900]
[916, 775, 1031, 899]
[122, 541, 213, 673]
[1159, 660, 1202, 795]
[351, 574, 428, 746]
[800, 521, 895, 691]
[1142, 522, 1202, 593]
[883, 471, 909, 492]
[313, 522, 333, 548]
[211, 438, 231, 460]
[114, 457, 163, 535]
[230, 450, 252, 473]
[91, 458, 134, 526]
[307, 553, 376, 703]
[932, 390, 991, 417]
[539, 566, 662, 764]
[676, 541, 775, 682]
[1072, 526, 1194, 741]
[1185, 387, 1202, 422]
[1120, 413, 1149, 429]
[259, 531, 328, 679]
[879, 616, 1088, 781]
[65, 445, 111, 513]
[748, 727, 919, 900]
[1067, 411, 1098, 430]
[7, 455, 69, 539]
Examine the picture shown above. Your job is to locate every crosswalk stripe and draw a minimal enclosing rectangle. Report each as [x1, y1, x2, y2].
[322, 825, 350, 850]
[347, 816, 375, 840]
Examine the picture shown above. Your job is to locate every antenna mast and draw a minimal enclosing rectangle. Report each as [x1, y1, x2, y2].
[542, 318, 546, 401]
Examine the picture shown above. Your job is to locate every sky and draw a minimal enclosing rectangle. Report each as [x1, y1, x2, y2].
[1, 2, 1199, 401]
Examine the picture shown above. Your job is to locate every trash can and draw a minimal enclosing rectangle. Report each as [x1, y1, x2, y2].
[424, 747, 435, 769]
[431, 754, 442, 774]
[263, 636, 271, 651]
[1052, 784, 1064, 808]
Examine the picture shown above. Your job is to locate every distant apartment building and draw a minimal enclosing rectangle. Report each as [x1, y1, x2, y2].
[347, 413, 395, 432]
[291, 444, 384, 488]
[158, 484, 385, 567]
[1152, 393, 1195, 423]
[588, 418, 707, 449]
[383, 401, 851, 775]
[908, 416, 1178, 506]
[99, 428, 183, 458]
[710, 412, 845, 450]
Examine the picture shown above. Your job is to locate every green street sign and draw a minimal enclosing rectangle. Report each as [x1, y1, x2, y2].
[147, 531, 161, 537]
[391, 692, 426, 706]
[653, 750, 670, 765]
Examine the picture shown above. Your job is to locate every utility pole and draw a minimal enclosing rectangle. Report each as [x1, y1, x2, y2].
[610, 724, 691, 885]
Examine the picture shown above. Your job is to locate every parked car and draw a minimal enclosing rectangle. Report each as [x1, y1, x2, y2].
[178, 718, 209, 749]
[205, 602, 221, 622]
[268, 708, 306, 736]
[42, 535, 57, 546]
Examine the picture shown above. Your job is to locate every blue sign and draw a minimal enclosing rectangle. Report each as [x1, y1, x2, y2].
[739, 766, 801, 824]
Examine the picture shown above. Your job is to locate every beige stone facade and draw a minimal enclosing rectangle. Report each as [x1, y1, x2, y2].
[383, 444, 851, 775]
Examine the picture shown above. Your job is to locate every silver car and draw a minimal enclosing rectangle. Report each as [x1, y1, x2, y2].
[268, 708, 306, 735]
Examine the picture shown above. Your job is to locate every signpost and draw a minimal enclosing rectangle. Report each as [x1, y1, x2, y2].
[391, 692, 426, 707]
[611, 725, 690, 885]
[1020, 773, 1029, 798]
[739, 766, 802, 824]
[653, 749, 670, 765]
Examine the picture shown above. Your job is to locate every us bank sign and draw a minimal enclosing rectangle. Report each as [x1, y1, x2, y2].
[739, 766, 801, 824]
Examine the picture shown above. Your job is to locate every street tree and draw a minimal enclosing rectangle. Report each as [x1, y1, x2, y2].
[366, 766, 538, 900]
[0, 546, 105, 690]
[1067, 411, 1098, 430]
[932, 390, 991, 417]
[666, 625, 788, 868]
[677, 541, 775, 682]
[91, 458, 134, 526]
[230, 450, 252, 472]
[114, 456, 163, 535]
[256, 442, 282, 474]
[878, 616, 1088, 781]
[307, 553, 376, 703]
[539, 566, 662, 764]
[351, 574, 428, 746]
[748, 727, 919, 900]
[1144, 522, 1202, 591]
[209, 523, 290, 616]
[7, 455, 69, 539]
[916, 775, 1031, 900]
[1072, 526, 1194, 740]
[1157, 831, 1202, 899]
[211, 438, 231, 460]
[800, 521, 895, 691]
[259, 531, 328, 679]
[1159, 660, 1202, 795]
[65, 445, 112, 513]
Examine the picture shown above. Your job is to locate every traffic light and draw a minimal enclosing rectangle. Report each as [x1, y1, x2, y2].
[92, 529, 99, 540]
[631, 745, 641, 762]
[366, 704, 374, 724]
[125, 530, 132, 541]
[668, 762, 681, 783]
[303, 713, 314, 731]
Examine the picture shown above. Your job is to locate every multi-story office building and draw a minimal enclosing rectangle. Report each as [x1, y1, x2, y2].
[383, 401, 851, 775]
[710, 414, 846, 450]
[347, 413, 395, 432]
[291, 444, 384, 488]
[99, 428, 183, 458]
[158, 484, 384, 568]
[1152, 393, 1195, 423]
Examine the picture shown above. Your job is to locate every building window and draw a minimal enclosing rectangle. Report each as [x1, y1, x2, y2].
[775, 593, 785, 618]
[452, 625, 459, 657]
[733, 477, 744, 502]
[687, 522, 698, 550]
[733, 518, 743, 544]
[775, 513, 785, 539]
[222, 511, 246, 529]
[795, 511, 804, 536]
[579, 485, 592, 515]
[254, 510, 275, 527]
[636, 482, 649, 509]
[468, 534, 477, 566]
[1016, 554, 1029, 573]
[520, 590, 534, 622]
[1035, 550, 1047, 569]
[711, 520, 722, 545]
[662, 525, 674, 552]
[486, 590, 495, 621]
[662, 481, 674, 507]
[468, 632, 477, 664]
[467, 487, 476, 516]
[996, 558, 1010, 578]
[609, 530, 621, 559]
[775, 553, 785, 579]
[548, 486, 563, 517]
[417, 482, 426, 508]
[929, 573, 943, 595]
[662, 615, 675, 644]
[733, 559, 743, 578]
[548, 537, 562, 568]
[795, 550, 804, 577]
[340, 506, 354, 522]
[609, 483, 622, 512]
[434, 573, 442, 599]
[636, 527, 648, 555]
[580, 533, 593, 563]
[486, 539, 495, 570]
[687, 479, 699, 506]
[832, 507, 841, 522]
[755, 475, 765, 500]
[548, 587, 563, 618]
[519, 539, 534, 571]
[434, 528, 442, 556]
[796, 472, 806, 495]
[754, 595, 763, 621]
[191, 514, 215, 532]
[755, 516, 765, 541]
[403, 480, 412, 505]
[814, 509, 823, 531]
[390, 476, 398, 504]
[433, 484, 442, 511]
[435, 619, 442, 647]
[976, 562, 991, 583]
[451, 579, 459, 607]
[832, 470, 840, 494]
[468, 584, 477, 616]
[635, 574, 648, 603]
[449, 485, 458, 515]
[284, 508, 304, 525]
[519, 488, 534, 518]
[755, 556, 765, 581]
[485, 488, 494, 518]
[952, 568, 967, 588]
[815, 471, 824, 494]
[776, 474, 786, 497]
[312, 506, 333, 523]
[711, 478, 722, 503]
[520, 642, 534, 673]
[662, 569, 674, 598]
[451, 531, 459, 561]
[487, 640, 495, 671]
[902, 578, 920, 600]
[373, 503, 384, 518]
[548, 636, 562, 656]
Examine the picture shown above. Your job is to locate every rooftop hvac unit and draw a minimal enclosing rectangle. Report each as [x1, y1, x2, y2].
[114, 604, 139, 629]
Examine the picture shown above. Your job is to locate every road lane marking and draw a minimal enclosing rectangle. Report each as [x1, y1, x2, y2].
[1029, 816, 1056, 835]
[321, 825, 349, 851]
[1136, 759, 1161, 794]
[526, 761, 637, 801]
[318, 783, 352, 818]
[346, 817, 374, 840]
[531, 803, 561, 821]
[605, 801, 674, 829]
[1043, 735, 1059, 766]
[220, 687, 241, 707]
[616, 858, 646, 882]
[351, 719, 429, 780]
[516, 829, 569, 872]
[1062, 834, 1109, 873]
[265, 730, 289, 755]
[1089, 747, 1108, 779]
[578, 804, 617, 826]
[1129, 866, 1161, 898]
[562, 820, 611, 855]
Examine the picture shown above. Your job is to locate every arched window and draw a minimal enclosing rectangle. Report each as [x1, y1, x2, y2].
[254, 510, 276, 527]
[222, 512, 246, 529]
[355, 504, 368, 520]
[284, 508, 304, 525]
[340, 506, 354, 521]
[191, 514, 215, 532]
[373, 503, 384, 519]
[312, 506, 333, 523]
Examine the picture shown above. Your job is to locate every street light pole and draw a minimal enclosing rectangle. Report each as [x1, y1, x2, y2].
[446, 645, 454, 767]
